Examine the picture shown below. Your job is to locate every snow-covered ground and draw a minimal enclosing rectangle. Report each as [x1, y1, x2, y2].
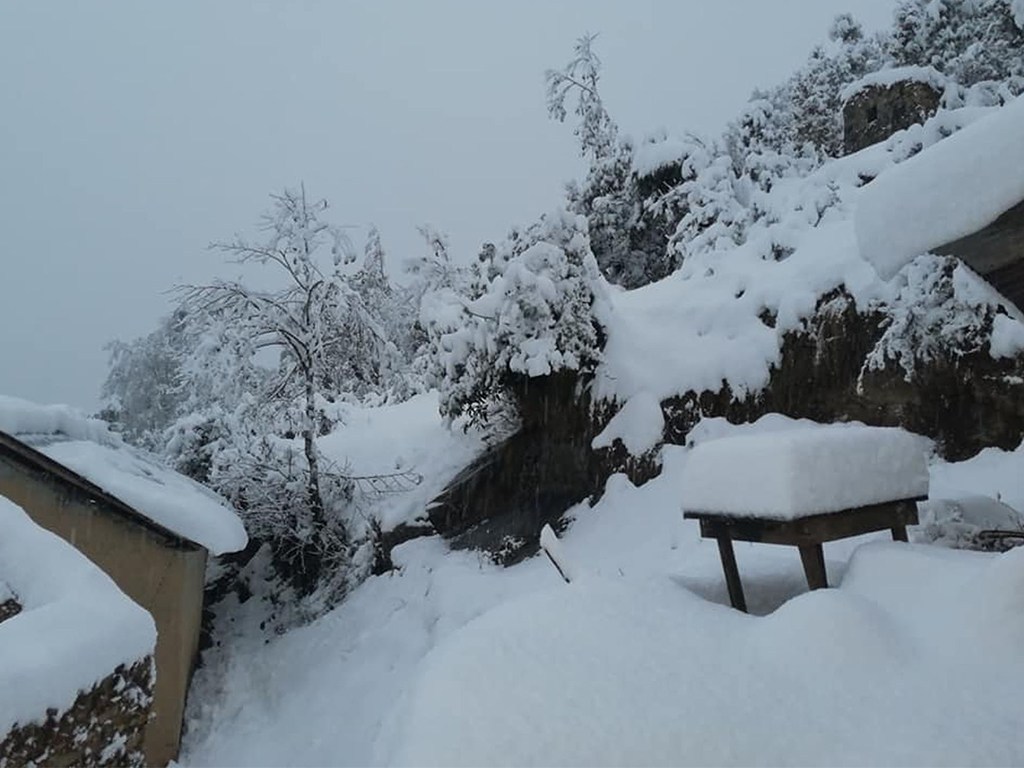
[317, 392, 485, 532]
[180, 396, 1024, 767]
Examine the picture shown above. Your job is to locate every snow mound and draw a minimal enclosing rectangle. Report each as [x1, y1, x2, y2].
[0, 497, 155, 733]
[180, 414, 1024, 766]
[392, 544, 1024, 767]
[856, 94, 1024, 280]
[0, 394, 247, 554]
[317, 392, 485, 532]
[0, 394, 116, 446]
[929, 439, 1024, 514]
[991, 313, 1024, 358]
[840, 65, 948, 103]
[680, 420, 929, 518]
[591, 390, 664, 455]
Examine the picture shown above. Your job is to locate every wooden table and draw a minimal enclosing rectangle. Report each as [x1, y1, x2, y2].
[683, 498, 923, 612]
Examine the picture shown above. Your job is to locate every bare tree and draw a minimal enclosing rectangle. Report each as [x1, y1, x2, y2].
[545, 33, 618, 163]
[180, 186, 360, 555]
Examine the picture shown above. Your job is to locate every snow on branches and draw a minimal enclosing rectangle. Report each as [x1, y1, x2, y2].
[420, 209, 606, 426]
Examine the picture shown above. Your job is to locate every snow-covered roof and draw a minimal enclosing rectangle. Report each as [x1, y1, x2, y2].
[0, 395, 247, 555]
[856, 94, 1024, 280]
[840, 65, 948, 103]
[0, 496, 156, 733]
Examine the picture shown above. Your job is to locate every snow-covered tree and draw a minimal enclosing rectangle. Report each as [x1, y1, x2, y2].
[101, 308, 190, 450]
[546, 34, 671, 288]
[347, 225, 423, 402]
[421, 208, 605, 426]
[890, 0, 1024, 97]
[545, 33, 618, 164]
[178, 187, 369, 584]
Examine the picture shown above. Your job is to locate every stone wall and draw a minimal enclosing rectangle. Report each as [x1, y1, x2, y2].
[428, 373, 610, 564]
[421, 281, 1024, 562]
[843, 80, 942, 155]
[0, 454, 208, 766]
[0, 660, 152, 768]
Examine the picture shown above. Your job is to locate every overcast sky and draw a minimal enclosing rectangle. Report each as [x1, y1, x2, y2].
[0, 1, 896, 411]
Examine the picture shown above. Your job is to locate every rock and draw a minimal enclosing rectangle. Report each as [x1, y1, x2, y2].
[842, 77, 943, 155]
[427, 285, 1024, 561]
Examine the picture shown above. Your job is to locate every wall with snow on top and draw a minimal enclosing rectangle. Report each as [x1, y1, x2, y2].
[0, 497, 155, 736]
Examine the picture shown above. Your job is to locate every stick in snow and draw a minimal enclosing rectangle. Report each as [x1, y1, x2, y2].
[540, 524, 575, 584]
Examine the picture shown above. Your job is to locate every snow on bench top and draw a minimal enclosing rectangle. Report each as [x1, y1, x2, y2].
[679, 417, 929, 519]
[856, 94, 1024, 280]
[0, 394, 247, 555]
[839, 65, 948, 103]
[0, 496, 156, 733]
[392, 543, 1024, 766]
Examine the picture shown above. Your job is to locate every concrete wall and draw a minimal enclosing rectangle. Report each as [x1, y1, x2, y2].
[0, 456, 207, 766]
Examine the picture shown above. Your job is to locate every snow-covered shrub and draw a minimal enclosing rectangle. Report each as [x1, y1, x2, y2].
[422, 209, 606, 426]
[890, 0, 1024, 97]
[104, 189, 427, 599]
[862, 256, 1004, 381]
[546, 35, 674, 288]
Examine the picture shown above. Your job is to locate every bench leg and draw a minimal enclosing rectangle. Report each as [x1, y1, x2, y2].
[891, 524, 908, 542]
[799, 543, 828, 590]
[716, 537, 747, 612]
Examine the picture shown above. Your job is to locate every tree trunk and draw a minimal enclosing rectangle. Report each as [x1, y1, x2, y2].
[303, 367, 325, 530]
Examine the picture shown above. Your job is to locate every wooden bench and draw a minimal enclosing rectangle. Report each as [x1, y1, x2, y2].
[684, 498, 923, 612]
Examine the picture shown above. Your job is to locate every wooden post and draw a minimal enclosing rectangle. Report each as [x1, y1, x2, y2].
[798, 544, 828, 590]
[891, 524, 908, 542]
[716, 536, 747, 612]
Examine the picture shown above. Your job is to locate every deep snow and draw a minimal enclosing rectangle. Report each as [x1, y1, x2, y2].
[856, 94, 1024, 280]
[179, 93, 1024, 768]
[180, 396, 1024, 767]
[395, 545, 1024, 767]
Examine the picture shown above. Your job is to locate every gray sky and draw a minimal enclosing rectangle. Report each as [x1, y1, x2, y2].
[0, 1, 896, 411]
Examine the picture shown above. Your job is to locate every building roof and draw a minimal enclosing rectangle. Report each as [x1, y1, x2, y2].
[0, 396, 247, 555]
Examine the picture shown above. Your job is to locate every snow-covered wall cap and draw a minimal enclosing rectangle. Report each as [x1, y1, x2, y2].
[0, 394, 248, 555]
[855, 94, 1024, 280]
[840, 65, 948, 104]
[0, 497, 156, 733]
